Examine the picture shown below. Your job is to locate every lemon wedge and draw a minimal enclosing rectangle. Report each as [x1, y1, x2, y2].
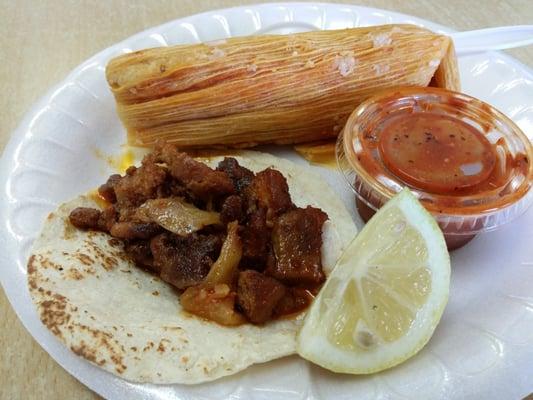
[297, 188, 450, 374]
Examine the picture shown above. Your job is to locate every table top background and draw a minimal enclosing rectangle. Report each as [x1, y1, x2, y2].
[1, 1, 531, 399]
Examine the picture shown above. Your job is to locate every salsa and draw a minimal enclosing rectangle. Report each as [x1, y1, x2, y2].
[378, 114, 496, 194]
[339, 87, 533, 250]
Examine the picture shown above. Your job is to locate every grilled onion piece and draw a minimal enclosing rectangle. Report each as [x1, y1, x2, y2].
[205, 221, 242, 285]
[137, 197, 220, 236]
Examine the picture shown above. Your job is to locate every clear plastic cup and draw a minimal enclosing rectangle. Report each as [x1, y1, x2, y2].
[336, 87, 533, 250]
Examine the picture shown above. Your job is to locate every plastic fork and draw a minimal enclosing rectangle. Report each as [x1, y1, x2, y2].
[451, 25, 533, 54]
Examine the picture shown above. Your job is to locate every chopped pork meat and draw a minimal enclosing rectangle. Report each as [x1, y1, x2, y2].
[114, 162, 167, 210]
[155, 144, 234, 200]
[98, 174, 121, 203]
[109, 221, 161, 240]
[246, 168, 293, 225]
[220, 195, 244, 225]
[123, 241, 155, 271]
[240, 208, 271, 270]
[68, 143, 329, 325]
[150, 232, 222, 289]
[97, 206, 117, 232]
[237, 270, 286, 324]
[69, 207, 101, 230]
[217, 157, 254, 192]
[268, 206, 328, 285]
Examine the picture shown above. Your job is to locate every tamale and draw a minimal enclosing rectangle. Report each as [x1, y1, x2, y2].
[430, 41, 460, 91]
[106, 24, 460, 148]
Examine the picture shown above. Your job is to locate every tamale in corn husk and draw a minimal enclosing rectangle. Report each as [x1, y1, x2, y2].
[429, 40, 460, 91]
[106, 24, 460, 148]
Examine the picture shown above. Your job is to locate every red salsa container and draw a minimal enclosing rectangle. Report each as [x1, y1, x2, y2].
[336, 87, 533, 250]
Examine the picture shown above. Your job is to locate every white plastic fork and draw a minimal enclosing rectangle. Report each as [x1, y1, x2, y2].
[451, 25, 533, 54]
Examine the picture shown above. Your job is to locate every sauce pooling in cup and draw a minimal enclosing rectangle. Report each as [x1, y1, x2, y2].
[378, 114, 496, 194]
[337, 87, 533, 250]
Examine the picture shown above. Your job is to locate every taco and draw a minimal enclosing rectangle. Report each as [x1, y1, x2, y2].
[27, 146, 356, 384]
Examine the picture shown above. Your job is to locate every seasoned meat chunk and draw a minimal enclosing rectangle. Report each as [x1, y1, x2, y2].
[217, 157, 254, 192]
[246, 168, 293, 224]
[109, 222, 161, 240]
[69, 207, 101, 230]
[156, 144, 234, 200]
[237, 270, 286, 324]
[98, 174, 121, 203]
[220, 195, 244, 225]
[240, 209, 271, 269]
[273, 287, 314, 317]
[97, 206, 117, 232]
[150, 232, 222, 289]
[124, 241, 154, 271]
[166, 178, 190, 199]
[114, 162, 167, 210]
[267, 206, 328, 285]
[69, 206, 118, 233]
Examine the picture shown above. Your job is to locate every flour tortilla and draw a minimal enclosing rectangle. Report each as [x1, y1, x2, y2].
[27, 151, 357, 384]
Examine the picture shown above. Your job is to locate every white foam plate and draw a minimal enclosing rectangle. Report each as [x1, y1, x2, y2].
[1, 3, 532, 399]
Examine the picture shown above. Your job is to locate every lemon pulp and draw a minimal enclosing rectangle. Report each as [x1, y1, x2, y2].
[297, 189, 450, 374]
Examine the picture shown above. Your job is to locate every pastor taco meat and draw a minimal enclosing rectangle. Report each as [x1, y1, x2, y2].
[68, 143, 329, 326]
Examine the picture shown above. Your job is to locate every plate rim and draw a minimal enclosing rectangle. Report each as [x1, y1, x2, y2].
[1, 2, 532, 399]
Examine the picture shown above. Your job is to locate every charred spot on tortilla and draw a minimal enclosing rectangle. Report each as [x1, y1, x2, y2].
[39, 294, 70, 338]
[64, 143, 329, 326]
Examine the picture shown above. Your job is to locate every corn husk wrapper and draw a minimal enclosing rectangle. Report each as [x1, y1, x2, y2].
[106, 24, 460, 148]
